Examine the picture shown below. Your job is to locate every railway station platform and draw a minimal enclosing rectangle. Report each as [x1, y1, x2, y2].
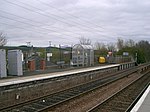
[0, 64, 120, 87]
[0, 64, 122, 110]
[0, 62, 138, 110]
[131, 85, 150, 112]
[0, 62, 136, 87]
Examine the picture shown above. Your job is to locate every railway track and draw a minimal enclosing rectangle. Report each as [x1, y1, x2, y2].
[1, 64, 149, 112]
[87, 70, 150, 112]
[1, 66, 139, 112]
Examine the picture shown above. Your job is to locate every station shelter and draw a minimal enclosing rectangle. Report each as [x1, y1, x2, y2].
[72, 44, 94, 66]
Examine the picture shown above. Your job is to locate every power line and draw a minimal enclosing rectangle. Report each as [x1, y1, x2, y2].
[0, 21, 78, 45]
[0, 21, 75, 42]
[0, 10, 82, 37]
[4, 0, 104, 34]
[3, 0, 118, 39]
[0, 22, 46, 35]
[2, 0, 120, 42]
[36, 0, 105, 29]
[15, 0, 105, 32]
[0, 15, 82, 38]
[0, 14, 117, 42]
[30, 1, 125, 39]
[35, 0, 123, 38]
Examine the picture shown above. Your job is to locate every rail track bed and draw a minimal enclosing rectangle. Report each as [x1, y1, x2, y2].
[88, 70, 150, 112]
[1, 64, 150, 112]
[1, 66, 139, 112]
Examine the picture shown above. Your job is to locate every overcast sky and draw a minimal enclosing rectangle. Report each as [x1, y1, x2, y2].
[0, 0, 150, 47]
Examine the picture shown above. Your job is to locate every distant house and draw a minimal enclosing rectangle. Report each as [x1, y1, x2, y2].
[72, 44, 94, 66]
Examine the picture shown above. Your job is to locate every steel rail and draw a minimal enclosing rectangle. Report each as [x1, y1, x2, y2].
[87, 69, 150, 112]
[125, 82, 150, 112]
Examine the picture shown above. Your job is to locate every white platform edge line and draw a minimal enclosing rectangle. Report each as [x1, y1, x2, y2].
[131, 86, 150, 112]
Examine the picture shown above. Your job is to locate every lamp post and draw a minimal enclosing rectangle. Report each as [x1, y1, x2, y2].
[135, 52, 137, 63]
[48, 41, 51, 62]
[70, 45, 73, 66]
[59, 44, 61, 62]
[46, 41, 52, 63]
[49, 41, 51, 47]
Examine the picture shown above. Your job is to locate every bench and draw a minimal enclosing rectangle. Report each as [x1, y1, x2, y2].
[56, 61, 66, 68]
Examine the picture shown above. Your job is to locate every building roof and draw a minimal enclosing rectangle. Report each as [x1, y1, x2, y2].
[73, 44, 93, 50]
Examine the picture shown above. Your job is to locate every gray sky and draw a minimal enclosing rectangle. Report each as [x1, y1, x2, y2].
[0, 0, 150, 47]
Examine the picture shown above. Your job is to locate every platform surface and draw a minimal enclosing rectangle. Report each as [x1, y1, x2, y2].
[0, 64, 119, 87]
[131, 85, 150, 112]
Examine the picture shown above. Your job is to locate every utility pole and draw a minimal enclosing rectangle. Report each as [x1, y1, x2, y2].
[70, 44, 73, 66]
[49, 41, 51, 47]
[26, 42, 32, 57]
[26, 42, 31, 47]
[135, 52, 137, 63]
[59, 44, 61, 62]
[47, 41, 51, 62]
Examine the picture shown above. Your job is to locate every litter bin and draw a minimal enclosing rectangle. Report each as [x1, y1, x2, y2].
[28, 60, 35, 71]
[40, 59, 45, 70]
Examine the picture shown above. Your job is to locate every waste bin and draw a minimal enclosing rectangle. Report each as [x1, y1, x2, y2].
[28, 60, 35, 71]
[40, 59, 45, 70]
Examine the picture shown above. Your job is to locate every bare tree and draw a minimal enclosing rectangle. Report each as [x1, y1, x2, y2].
[0, 32, 7, 46]
[125, 39, 135, 47]
[107, 42, 116, 52]
[117, 38, 124, 50]
[79, 37, 91, 45]
[95, 42, 105, 50]
[95, 42, 108, 55]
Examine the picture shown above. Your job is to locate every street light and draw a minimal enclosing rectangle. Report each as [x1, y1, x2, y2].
[47, 41, 52, 62]
[49, 41, 51, 47]
[26, 42, 31, 47]
[135, 52, 137, 63]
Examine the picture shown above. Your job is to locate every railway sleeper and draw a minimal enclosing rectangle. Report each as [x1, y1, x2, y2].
[61, 93, 76, 97]
[26, 103, 45, 109]
[109, 100, 131, 105]
[100, 108, 117, 112]
[111, 107, 127, 112]
[114, 96, 133, 102]
[17, 106, 37, 112]
[55, 94, 71, 99]
[36, 100, 54, 106]
[23, 105, 39, 111]
[107, 101, 129, 108]
[100, 106, 126, 112]
[35, 102, 53, 107]
[52, 96, 67, 101]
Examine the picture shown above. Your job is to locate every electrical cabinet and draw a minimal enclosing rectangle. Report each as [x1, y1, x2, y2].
[0, 49, 7, 78]
[8, 50, 23, 76]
